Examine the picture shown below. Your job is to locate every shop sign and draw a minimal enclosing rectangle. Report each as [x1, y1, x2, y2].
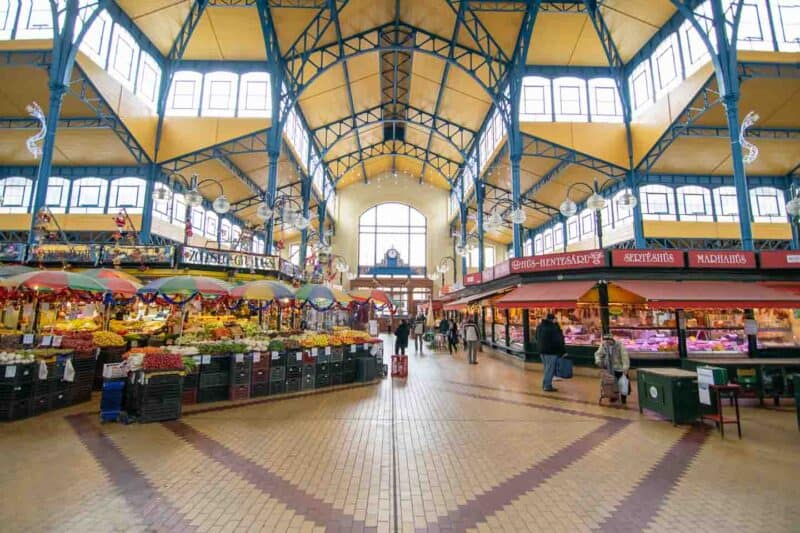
[493, 260, 510, 279]
[758, 250, 800, 269]
[687, 250, 756, 269]
[464, 272, 482, 286]
[510, 250, 606, 274]
[482, 268, 494, 282]
[101, 245, 174, 266]
[28, 244, 98, 264]
[181, 246, 279, 272]
[611, 249, 684, 268]
[0, 243, 26, 262]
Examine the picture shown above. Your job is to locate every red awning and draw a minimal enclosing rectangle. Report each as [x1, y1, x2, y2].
[443, 286, 513, 311]
[614, 280, 800, 309]
[495, 281, 597, 309]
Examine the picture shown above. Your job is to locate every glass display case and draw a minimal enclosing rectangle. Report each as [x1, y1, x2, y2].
[528, 308, 601, 347]
[755, 308, 800, 348]
[493, 307, 507, 347]
[609, 308, 679, 359]
[684, 309, 747, 357]
[508, 308, 524, 351]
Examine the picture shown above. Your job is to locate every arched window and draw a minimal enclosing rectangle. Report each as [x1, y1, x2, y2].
[639, 184, 676, 221]
[566, 215, 580, 244]
[202, 71, 238, 117]
[520, 76, 551, 121]
[534, 234, 543, 255]
[45, 176, 69, 213]
[191, 205, 205, 232]
[713, 186, 739, 222]
[676, 185, 713, 221]
[588, 78, 622, 123]
[0, 177, 33, 213]
[358, 203, 426, 268]
[220, 218, 232, 242]
[579, 208, 595, 238]
[109, 177, 146, 213]
[750, 187, 787, 223]
[70, 177, 107, 214]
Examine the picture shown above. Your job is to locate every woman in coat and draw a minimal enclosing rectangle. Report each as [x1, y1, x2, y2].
[394, 319, 410, 356]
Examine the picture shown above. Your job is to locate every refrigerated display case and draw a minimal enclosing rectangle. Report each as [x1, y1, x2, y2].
[508, 308, 524, 351]
[684, 309, 747, 357]
[528, 308, 601, 347]
[755, 309, 800, 348]
[609, 308, 679, 359]
[493, 307, 507, 347]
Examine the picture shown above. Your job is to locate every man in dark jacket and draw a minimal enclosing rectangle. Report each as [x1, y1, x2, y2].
[394, 319, 410, 355]
[535, 313, 566, 392]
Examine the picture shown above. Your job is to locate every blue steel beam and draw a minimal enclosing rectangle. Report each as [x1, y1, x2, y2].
[0, 117, 106, 129]
[0, 166, 148, 179]
[459, 0, 585, 12]
[104, 2, 166, 69]
[639, 173, 789, 189]
[524, 64, 613, 78]
[520, 132, 628, 178]
[209, 0, 327, 6]
[682, 126, 800, 140]
[327, 140, 461, 182]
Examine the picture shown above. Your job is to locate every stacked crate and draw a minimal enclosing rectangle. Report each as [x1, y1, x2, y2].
[70, 355, 96, 404]
[330, 346, 344, 386]
[302, 349, 317, 391]
[357, 356, 377, 382]
[128, 372, 183, 423]
[269, 350, 287, 395]
[229, 352, 252, 401]
[0, 363, 35, 421]
[342, 347, 358, 384]
[251, 350, 270, 397]
[182, 369, 199, 405]
[198, 355, 230, 403]
[315, 346, 331, 388]
[285, 349, 303, 393]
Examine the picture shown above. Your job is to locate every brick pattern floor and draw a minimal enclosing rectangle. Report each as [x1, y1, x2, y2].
[1, 336, 799, 532]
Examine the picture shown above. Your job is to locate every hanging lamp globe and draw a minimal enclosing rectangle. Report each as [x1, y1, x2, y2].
[256, 202, 273, 220]
[212, 195, 230, 214]
[185, 189, 204, 207]
[455, 243, 467, 256]
[586, 193, 607, 211]
[559, 197, 578, 217]
[787, 197, 800, 217]
[152, 185, 170, 202]
[509, 207, 526, 224]
[617, 191, 638, 209]
[294, 215, 310, 230]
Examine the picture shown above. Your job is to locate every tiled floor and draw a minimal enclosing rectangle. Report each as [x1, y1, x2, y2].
[1, 337, 799, 532]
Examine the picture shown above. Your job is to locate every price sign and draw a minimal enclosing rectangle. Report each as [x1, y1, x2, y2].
[296, 352, 302, 362]
[193, 356, 201, 364]
[311, 348, 318, 357]
[350, 344, 357, 353]
[235, 353, 244, 363]
[253, 352, 261, 363]
[362, 343, 368, 350]
[22, 334, 34, 345]
[4, 365, 16, 378]
[40, 335, 52, 347]
[201, 355, 211, 365]
[325, 347, 331, 356]
[131, 340, 138, 348]
[272, 351, 280, 360]
[52, 336, 62, 347]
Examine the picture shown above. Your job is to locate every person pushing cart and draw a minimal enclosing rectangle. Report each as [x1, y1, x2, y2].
[595, 333, 631, 405]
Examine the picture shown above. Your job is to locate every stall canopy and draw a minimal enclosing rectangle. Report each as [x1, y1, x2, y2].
[496, 281, 598, 309]
[613, 281, 800, 309]
[443, 286, 514, 311]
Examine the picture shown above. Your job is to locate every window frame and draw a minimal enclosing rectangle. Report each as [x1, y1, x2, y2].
[237, 72, 271, 118]
[776, 1, 800, 51]
[44, 176, 69, 213]
[358, 203, 427, 269]
[201, 71, 238, 118]
[15, 0, 53, 40]
[166, 71, 203, 117]
[0, 0, 19, 40]
[520, 76, 551, 121]
[588, 78, 622, 123]
[136, 52, 161, 108]
[69, 177, 108, 214]
[749, 186, 787, 222]
[676, 185, 713, 222]
[639, 184, 677, 221]
[553, 77, 588, 122]
[108, 177, 146, 214]
[0, 177, 33, 213]
[108, 23, 140, 91]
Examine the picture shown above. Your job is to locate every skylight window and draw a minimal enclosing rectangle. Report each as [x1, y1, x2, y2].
[109, 24, 139, 91]
[167, 71, 202, 116]
[16, 0, 52, 39]
[237, 72, 271, 117]
[554, 77, 587, 122]
[202, 71, 238, 118]
[0, 1, 19, 40]
[521, 77, 551, 121]
[776, 1, 800, 51]
[79, 9, 112, 66]
[588, 78, 622, 123]
[136, 52, 160, 109]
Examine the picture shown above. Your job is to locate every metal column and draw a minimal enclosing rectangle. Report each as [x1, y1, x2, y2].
[476, 180, 485, 271]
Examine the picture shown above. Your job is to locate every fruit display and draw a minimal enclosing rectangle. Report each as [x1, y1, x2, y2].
[52, 318, 100, 333]
[109, 319, 165, 336]
[92, 331, 126, 347]
[0, 351, 36, 365]
[124, 348, 184, 372]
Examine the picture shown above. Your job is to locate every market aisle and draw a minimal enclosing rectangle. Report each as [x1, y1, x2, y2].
[1, 338, 798, 532]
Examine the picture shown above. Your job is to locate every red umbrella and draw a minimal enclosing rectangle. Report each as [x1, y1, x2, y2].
[97, 277, 141, 297]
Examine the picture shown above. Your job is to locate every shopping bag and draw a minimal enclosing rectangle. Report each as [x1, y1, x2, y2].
[63, 358, 75, 383]
[38, 359, 48, 380]
[618, 374, 630, 396]
[555, 357, 573, 379]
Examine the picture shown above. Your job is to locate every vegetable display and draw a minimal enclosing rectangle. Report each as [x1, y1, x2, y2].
[93, 331, 126, 347]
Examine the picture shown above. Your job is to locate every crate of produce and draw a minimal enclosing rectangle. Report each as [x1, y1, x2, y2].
[286, 377, 301, 393]
[342, 370, 357, 384]
[251, 382, 269, 397]
[269, 381, 286, 395]
[230, 355, 252, 385]
[0, 333, 21, 348]
[50, 390, 71, 410]
[302, 364, 316, 378]
[198, 385, 229, 403]
[286, 365, 302, 380]
[316, 363, 330, 375]
[0, 397, 31, 421]
[229, 384, 250, 401]
[271, 350, 289, 367]
[32, 393, 51, 415]
[182, 372, 199, 391]
[315, 373, 330, 389]
[0, 362, 35, 385]
[139, 396, 182, 423]
[200, 355, 231, 373]
[286, 351, 303, 367]
[316, 347, 331, 364]
[343, 359, 357, 375]
[0, 383, 33, 401]
[331, 373, 343, 386]
[270, 366, 286, 382]
[199, 372, 229, 388]
[251, 367, 269, 384]
[330, 361, 343, 375]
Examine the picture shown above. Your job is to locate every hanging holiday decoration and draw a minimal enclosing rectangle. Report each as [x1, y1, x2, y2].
[740, 111, 759, 165]
[25, 101, 46, 158]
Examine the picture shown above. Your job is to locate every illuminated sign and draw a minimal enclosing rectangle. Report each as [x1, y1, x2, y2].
[28, 244, 98, 264]
[687, 250, 756, 269]
[181, 246, 279, 272]
[611, 249, 684, 268]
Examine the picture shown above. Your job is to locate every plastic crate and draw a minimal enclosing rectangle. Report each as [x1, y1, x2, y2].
[199, 372, 230, 388]
[331, 374, 343, 386]
[0, 363, 35, 385]
[316, 363, 330, 375]
[330, 361, 343, 375]
[230, 365, 252, 385]
[357, 357, 377, 382]
[286, 366, 302, 380]
[316, 349, 331, 364]
[32, 394, 50, 415]
[342, 371, 357, 384]
[343, 359, 357, 374]
[251, 352, 270, 371]
[287, 351, 304, 367]
[302, 365, 316, 378]
[286, 377, 301, 393]
[138, 397, 181, 423]
[269, 381, 286, 395]
[33, 377, 52, 396]
[0, 383, 33, 401]
[0, 398, 31, 421]
[198, 385, 229, 404]
[251, 382, 269, 397]
[315, 374, 331, 388]
[182, 372, 199, 391]
[270, 366, 286, 382]
[301, 373, 315, 391]
[251, 367, 269, 384]
[271, 351, 288, 367]
[50, 390, 71, 410]
[229, 384, 250, 401]
[181, 389, 197, 405]
[201, 355, 231, 373]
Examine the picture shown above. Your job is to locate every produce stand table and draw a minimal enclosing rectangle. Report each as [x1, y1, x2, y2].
[701, 384, 742, 439]
[682, 358, 800, 405]
[637, 368, 700, 425]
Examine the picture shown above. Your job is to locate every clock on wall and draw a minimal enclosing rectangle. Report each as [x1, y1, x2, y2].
[386, 248, 399, 260]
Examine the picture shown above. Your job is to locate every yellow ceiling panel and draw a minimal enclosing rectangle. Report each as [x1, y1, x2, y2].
[270, 8, 322, 54]
[437, 86, 491, 132]
[522, 155, 563, 179]
[229, 152, 269, 175]
[55, 129, 138, 166]
[346, 53, 378, 81]
[348, 72, 383, 113]
[409, 56, 445, 114]
[324, 134, 359, 161]
[400, 0, 455, 39]
[338, 0, 393, 37]
[649, 137, 730, 175]
[706, 139, 800, 176]
[0, 130, 57, 165]
[695, 78, 800, 128]
[158, 118, 268, 162]
[527, 13, 587, 65]
[569, 123, 629, 168]
[0, 66, 90, 117]
[403, 125, 430, 148]
[474, 12, 524, 58]
[182, 12, 223, 60]
[428, 135, 463, 165]
[444, 64, 493, 105]
[568, 18, 612, 66]
[601, 0, 674, 62]
[121, 0, 191, 55]
[205, 8, 266, 60]
[358, 124, 385, 147]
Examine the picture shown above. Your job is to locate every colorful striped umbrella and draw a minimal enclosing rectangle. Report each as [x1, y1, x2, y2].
[138, 275, 231, 298]
[348, 288, 396, 309]
[0, 265, 35, 278]
[295, 284, 352, 308]
[82, 268, 142, 284]
[230, 280, 295, 301]
[1, 271, 106, 293]
[97, 277, 141, 297]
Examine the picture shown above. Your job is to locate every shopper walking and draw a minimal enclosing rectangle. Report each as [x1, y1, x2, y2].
[461, 316, 480, 364]
[535, 313, 566, 392]
[595, 333, 631, 404]
[413, 313, 426, 353]
[447, 319, 460, 355]
[394, 319, 410, 356]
